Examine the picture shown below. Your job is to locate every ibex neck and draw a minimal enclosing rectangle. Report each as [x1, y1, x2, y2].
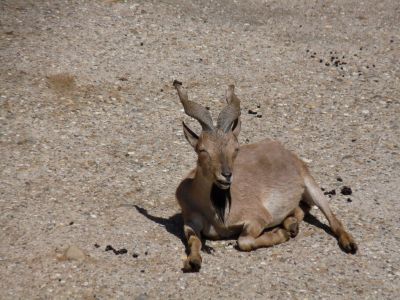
[192, 169, 231, 223]
[191, 169, 214, 199]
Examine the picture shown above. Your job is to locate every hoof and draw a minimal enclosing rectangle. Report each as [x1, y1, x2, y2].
[237, 236, 255, 252]
[182, 255, 202, 273]
[339, 233, 358, 254]
[288, 222, 299, 238]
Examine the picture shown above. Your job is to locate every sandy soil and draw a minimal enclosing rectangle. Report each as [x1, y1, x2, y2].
[1, 0, 399, 299]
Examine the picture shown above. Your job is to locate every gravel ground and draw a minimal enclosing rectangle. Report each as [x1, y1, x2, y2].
[1, 0, 399, 299]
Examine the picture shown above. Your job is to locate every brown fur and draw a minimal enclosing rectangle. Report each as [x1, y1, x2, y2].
[174, 84, 357, 272]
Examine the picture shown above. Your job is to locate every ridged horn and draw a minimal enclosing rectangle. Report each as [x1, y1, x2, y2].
[173, 80, 214, 132]
[217, 85, 241, 132]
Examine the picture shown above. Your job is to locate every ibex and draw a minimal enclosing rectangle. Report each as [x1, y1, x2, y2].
[173, 81, 357, 272]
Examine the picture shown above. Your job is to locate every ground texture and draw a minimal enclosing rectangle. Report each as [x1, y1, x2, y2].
[1, 0, 399, 299]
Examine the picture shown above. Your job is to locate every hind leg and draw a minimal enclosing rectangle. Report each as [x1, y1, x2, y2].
[304, 175, 357, 254]
[282, 206, 307, 237]
[237, 222, 290, 251]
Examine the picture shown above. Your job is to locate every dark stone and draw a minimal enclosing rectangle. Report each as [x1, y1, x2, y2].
[132, 253, 139, 258]
[69, 221, 74, 225]
[324, 189, 336, 196]
[105, 245, 115, 252]
[341, 186, 352, 195]
[116, 248, 128, 255]
[248, 109, 257, 115]
[94, 243, 100, 248]
[336, 177, 343, 182]
[347, 198, 352, 203]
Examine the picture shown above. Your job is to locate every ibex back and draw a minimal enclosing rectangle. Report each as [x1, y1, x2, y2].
[173, 81, 357, 272]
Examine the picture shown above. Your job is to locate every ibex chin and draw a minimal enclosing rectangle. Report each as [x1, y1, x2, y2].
[173, 81, 357, 272]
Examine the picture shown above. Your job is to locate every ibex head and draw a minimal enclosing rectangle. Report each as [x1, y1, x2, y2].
[173, 81, 241, 189]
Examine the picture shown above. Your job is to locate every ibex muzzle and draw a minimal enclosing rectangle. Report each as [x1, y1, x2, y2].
[174, 81, 357, 273]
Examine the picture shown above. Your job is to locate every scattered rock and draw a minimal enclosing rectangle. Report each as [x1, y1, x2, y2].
[116, 248, 128, 255]
[347, 198, 353, 202]
[324, 189, 336, 196]
[248, 109, 257, 115]
[105, 245, 128, 255]
[336, 177, 343, 182]
[63, 245, 87, 261]
[341, 186, 353, 195]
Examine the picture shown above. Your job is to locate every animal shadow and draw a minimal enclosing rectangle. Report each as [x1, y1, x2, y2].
[133, 205, 214, 254]
[303, 212, 334, 236]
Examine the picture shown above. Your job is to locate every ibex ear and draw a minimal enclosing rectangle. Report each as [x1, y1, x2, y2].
[182, 121, 199, 148]
[232, 119, 241, 137]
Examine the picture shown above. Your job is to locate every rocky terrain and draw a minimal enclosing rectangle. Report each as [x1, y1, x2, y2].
[0, 0, 399, 299]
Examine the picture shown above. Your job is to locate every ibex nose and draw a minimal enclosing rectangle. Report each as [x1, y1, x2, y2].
[222, 172, 232, 181]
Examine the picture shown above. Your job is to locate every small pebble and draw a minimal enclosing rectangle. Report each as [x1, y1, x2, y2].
[337, 177, 343, 182]
[347, 198, 352, 203]
[341, 186, 352, 195]
[105, 245, 115, 252]
[248, 109, 257, 115]
[324, 189, 336, 196]
[116, 248, 128, 255]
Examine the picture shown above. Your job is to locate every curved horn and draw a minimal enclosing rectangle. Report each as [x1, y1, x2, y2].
[173, 80, 214, 132]
[217, 85, 241, 132]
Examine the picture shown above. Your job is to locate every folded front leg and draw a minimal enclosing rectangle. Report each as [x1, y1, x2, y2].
[182, 218, 203, 272]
